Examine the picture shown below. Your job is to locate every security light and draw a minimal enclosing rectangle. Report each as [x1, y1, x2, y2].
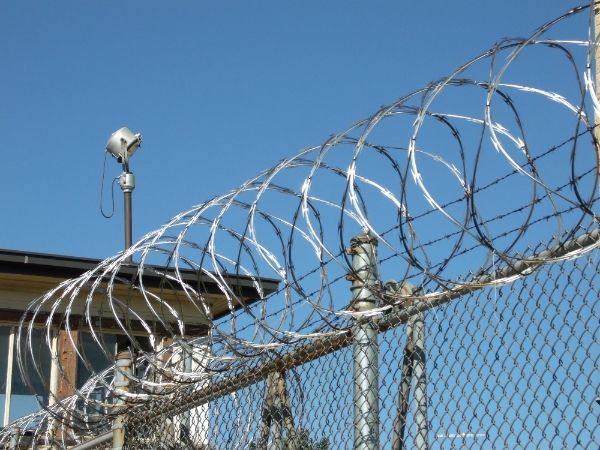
[104, 126, 143, 264]
[106, 127, 142, 164]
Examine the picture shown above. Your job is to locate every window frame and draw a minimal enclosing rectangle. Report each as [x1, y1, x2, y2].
[1, 324, 56, 426]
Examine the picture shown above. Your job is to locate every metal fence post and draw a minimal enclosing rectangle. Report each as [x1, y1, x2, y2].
[391, 294, 429, 450]
[180, 342, 210, 448]
[391, 308, 428, 450]
[258, 371, 296, 450]
[112, 351, 132, 450]
[8, 426, 20, 450]
[348, 233, 380, 450]
[412, 313, 428, 450]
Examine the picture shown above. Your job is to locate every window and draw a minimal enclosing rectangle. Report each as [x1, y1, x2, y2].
[0, 326, 150, 425]
[76, 332, 118, 388]
[0, 326, 51, 425]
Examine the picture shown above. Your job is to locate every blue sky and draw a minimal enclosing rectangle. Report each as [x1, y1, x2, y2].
[0, 1, 588, 259]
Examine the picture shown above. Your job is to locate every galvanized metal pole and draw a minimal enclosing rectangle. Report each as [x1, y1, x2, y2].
[112, 350, 132, 450]
[348, 233, 380, 450]
[392, 310, 428, 450]
[258, 371, 296, 450]
[8, 426, 19, 450]
[384, 281, 415, 450]
[120, 172, 135, 265]
[269, 372, 283, 450]
[124, 190, 132, 263]
[392, 319, 414, 450]
[179, 343, 210, 448]
[412, 313, 428, 450]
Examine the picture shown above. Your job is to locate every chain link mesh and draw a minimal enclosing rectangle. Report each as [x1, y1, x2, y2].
[119, 250, 599, 449]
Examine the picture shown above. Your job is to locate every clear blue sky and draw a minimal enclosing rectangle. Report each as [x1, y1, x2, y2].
[0, 1, 586, 259]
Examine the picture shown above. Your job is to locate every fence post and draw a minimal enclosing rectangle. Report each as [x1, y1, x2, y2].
[348, 232, 380, 450]
[112, 350, 132, 450]
[412, 313, 428, 450]
[389, 280, 428, 450]
[385, 281, 412, 450]
[181, 341, 210, 448]
[8, 426, 19, 450]
[258, 371, 296, 450]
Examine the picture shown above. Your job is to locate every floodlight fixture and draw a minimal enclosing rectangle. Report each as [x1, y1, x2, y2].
[106, 127, 142, 165]
[105, 126, 143, 264]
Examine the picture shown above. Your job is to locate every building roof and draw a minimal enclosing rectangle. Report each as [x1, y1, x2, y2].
[0, 248, 279, 296]
[0, 248, 280, 334]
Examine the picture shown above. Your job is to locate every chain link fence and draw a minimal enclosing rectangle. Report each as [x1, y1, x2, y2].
[117, 244, 598, 449]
